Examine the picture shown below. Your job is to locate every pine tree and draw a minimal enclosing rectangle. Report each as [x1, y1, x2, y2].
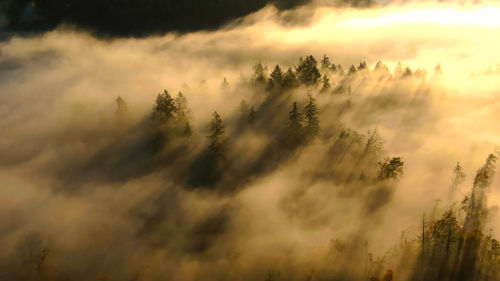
[252, 62, 268, 85]
[403, 67, 413, 77]
[451, 162, 466, 193]
[269, 64, 283, 88]
[394, 62, 403, 76]
[304, 95, 320, 138]
[321, 55, 331, 70]
[320, 74, 331, 93]
[463, 154, 497, 232]
[183, 121, 193, 136]
[282, 67, 298, 89]
[348, 65, 357, 75]
[377, 157, 404, 180]
[296, 55, 321, 85]
[208, 111, 229, 156]
[114, 96, 128, 120]
[357, 61, 367, 70]
[285, 102, 304, 146]
[175, 91, 189, 123]
[288, 102, 303, 131]
[152, 90, 176, 124]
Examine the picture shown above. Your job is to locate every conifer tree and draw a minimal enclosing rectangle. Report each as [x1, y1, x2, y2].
[282, 67, 298, 89]
[451, 162, 466, 193]
[394, 62, 404, 76]
[304, 95, 320, 138]
[377, 157, 404, 180]
[357, 61, 367, 70]
[321, 55, 331, 70]
[320, 74, 331, 93]
[208, 111, 229, 156]
[114, 96, 128, 121]
[348, 65, 357, 75]
[269, 64, 283, 88]
[374, 61, 384, 71]
[152, 90, 176, 124]
[252, 62, 268, 85]
[175, 92, 189, 123]
[463, 154, 497, 232]
[288, 102, 303, 132]
[285, 102, 304, 145]
[296, 55, 321, 85]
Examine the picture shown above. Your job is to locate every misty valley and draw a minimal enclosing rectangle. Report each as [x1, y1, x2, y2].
[2, 1, 500, 281]
[1, 53, 499, 281]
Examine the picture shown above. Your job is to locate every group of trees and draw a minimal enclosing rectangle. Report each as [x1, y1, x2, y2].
[284, 95, 320, 146]
[250, 54, 437, 96]
[99, 54, 500, 281]
[150, 90, 192, 136]
[408, 154, 500, 281]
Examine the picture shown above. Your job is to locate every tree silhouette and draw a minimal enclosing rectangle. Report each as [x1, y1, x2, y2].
[321, 54, 331, 70]
[208, 111, 229, 157]
[348, 65, 357, 75]
[304, 95, 320, 138]
[357, 61, 367, 70]
[285, 101, 305, 146]
[320, 74, 331, 93]
[451, 162, 466, 193]
[463, 154, 497, 232]
[115, 96, 128, 117]
[282, 67, 298, 89]
[252, 62, 268, 85]
[296, 55, 321, 85]
[152, 90, 176, 124]
[377, 157, 404, 180]
[269, 64, 283, 89]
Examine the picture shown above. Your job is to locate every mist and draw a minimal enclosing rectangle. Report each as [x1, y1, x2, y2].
[1, 1, 500, 281]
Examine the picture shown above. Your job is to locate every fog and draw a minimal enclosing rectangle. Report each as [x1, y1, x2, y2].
[1, 1, 500, 280]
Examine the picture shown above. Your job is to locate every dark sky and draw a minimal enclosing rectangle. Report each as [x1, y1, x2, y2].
[0, 0, 314, 37]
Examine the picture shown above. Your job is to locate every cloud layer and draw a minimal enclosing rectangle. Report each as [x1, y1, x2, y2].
[1, 1, 500, 280]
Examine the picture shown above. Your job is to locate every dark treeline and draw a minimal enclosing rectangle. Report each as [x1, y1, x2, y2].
[2, 54, 498, 281]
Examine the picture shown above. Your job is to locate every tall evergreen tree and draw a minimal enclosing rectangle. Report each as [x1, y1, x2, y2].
[152, 90, 176, 124]
[175, 92, 189, 123]
[463, 154, 497, 232]
[282, 67, 298, 89]
[208, 111, 229, 156]
[252, 62, 268, 85]
[288, 102, 303, 131]
[304, 95, 320, 138]
[320, 74, 331, 93]
[348, 65, 357, 75]
[451, 162, 466, 193]
[296, 55, 321, 85]
[357, 61, 367, 70]
[269, 64, 283, 88]
[285, 102, 304, 146]
[321, 55, 331, 70]
[114, 96, 128, 121]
